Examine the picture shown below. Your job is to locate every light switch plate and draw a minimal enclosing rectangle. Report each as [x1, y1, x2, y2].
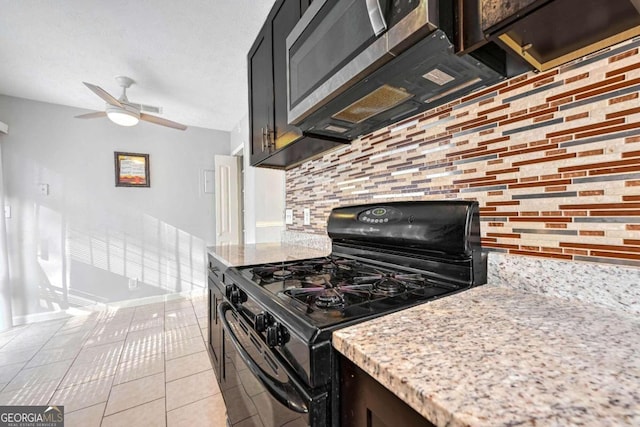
[285, 209, 293, 225]
[303, 208, 311, 225]
[4, 205, 10, 219]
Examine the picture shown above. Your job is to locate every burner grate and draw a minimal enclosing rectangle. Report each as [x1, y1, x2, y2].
[250, 256, 361, 283]
[245, 256, 454, 316]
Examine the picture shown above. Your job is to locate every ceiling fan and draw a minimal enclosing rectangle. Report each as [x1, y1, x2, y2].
[75, 76, 187, 131]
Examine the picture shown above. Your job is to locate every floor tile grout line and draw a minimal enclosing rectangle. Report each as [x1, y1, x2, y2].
[100, 387, 166, 421]
[1, 295, 208, 418]
[54, 329, 127, 391]
[1, 317, 69, 365]
[1, 318, 96, 404]
[98, 314, 135, 424]
[164, 368, 219, 406]
[48, 310, 133, 413]
[165, 392, 222, 422]
[64, 400, 106, 417]
[2, 337, 60, 392]
[111, 353, 165, 387]
[165, 384, 223, 414]
[165, 362, 211, 384]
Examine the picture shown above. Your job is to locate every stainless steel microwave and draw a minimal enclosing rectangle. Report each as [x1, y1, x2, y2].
[285, 0, 506, 140]
[286, 0, 439, 127]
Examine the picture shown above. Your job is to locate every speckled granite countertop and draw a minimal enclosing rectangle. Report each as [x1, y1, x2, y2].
[208, 243, 328, 267]
[333, 285, 640, 427]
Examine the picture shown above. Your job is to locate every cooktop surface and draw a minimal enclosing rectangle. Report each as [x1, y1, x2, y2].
[236, 256, 461, 328]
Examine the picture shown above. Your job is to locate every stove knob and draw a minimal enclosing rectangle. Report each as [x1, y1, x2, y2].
[255, 312, 270, 332]
[225, 284, 234, 299]
[266, 323, 290, 347]
[230, 288, 241, 305]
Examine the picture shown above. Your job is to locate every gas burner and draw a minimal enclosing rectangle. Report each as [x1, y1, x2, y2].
[355, 272, 426, 295]
[273, 269, 293, 280]
[314, 290, 344, 309]
[252, 263, 315, 281]
[374, 277, 406, 295]
[252, 264, 294, 278]
[252, 266, 279, 278]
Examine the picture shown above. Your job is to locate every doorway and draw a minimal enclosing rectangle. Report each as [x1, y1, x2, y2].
[214, 155, 242, 245]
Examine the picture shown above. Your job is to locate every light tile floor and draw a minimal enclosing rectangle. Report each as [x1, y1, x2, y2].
[0, 294, 227, 427]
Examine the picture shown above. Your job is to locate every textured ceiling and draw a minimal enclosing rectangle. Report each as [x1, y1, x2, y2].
[0, 0, 276, 131]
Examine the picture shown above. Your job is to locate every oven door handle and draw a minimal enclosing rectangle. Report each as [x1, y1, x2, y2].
[218, 302, 310, 414]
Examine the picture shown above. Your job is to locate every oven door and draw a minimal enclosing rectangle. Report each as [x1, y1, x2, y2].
[218, 302, 328, 426]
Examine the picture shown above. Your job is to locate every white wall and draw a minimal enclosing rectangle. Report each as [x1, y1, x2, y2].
[230, 115, 286, 244]
[0, 95, 230, 322]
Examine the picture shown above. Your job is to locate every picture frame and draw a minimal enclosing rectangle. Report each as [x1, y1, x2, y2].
[114, 152, 150, 187]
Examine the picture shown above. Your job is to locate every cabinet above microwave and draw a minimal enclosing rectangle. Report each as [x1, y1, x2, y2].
[482, 0, 640, 72]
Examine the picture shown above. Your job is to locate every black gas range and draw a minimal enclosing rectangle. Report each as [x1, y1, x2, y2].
[208, 201, 487, 426]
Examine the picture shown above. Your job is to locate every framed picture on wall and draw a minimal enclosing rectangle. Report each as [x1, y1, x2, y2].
[114, 152, 150, 187]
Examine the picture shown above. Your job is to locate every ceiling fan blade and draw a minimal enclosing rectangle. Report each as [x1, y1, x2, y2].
[83, 82, 123, 107]
[75, 111, 107, 119]
[140, 113, 187, 131]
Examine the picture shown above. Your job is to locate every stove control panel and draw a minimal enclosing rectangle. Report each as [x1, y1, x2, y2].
[357, 206, 402, 224]
[253, 311, 289, 347]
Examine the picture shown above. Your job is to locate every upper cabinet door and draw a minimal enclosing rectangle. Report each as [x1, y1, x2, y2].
[248, 27, 273, 164]
[271, 0, 303, 151]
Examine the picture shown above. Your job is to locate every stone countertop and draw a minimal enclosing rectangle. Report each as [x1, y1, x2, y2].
[207, 243, 329, 267]
[333, 285, 640, 427]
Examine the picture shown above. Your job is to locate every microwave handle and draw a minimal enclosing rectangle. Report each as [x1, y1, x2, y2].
[365, 0, 387, 36]
[218, 302, 311, 414]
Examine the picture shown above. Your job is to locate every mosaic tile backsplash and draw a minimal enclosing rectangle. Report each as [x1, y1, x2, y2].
[285, 37, 640, 268]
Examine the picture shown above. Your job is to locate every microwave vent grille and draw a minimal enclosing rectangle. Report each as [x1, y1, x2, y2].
[332, 84, 414, 124]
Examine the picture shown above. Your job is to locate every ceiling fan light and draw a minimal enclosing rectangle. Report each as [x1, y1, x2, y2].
[106, 107, 140, 127]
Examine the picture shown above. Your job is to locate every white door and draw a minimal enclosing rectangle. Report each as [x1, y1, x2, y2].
[214, 155, 241, 245]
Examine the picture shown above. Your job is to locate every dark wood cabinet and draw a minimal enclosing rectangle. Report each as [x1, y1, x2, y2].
[248, 24, 273, 165]
[481, 0, 640, 72]
[247, 0, 350, 169]
[340, 355, 436, 427]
